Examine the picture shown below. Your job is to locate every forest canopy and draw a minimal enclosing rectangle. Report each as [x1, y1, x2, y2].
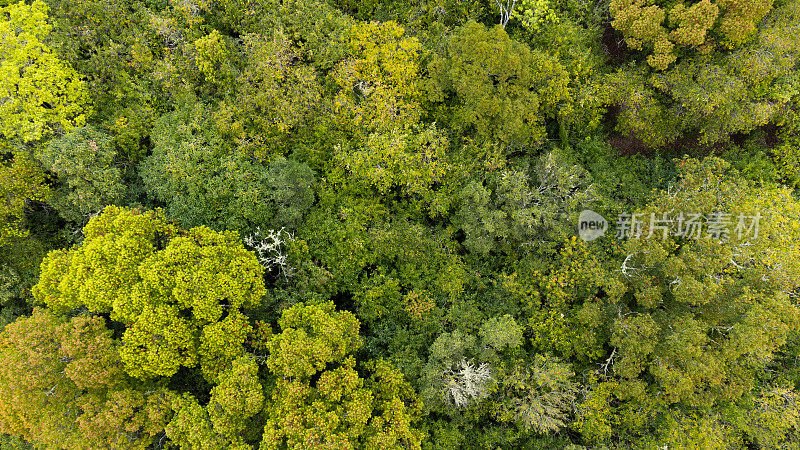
[1, 0, 800, 448]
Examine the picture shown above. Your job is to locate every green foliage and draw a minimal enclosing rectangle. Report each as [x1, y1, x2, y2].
[35, 126, 124, 223]
[44, 0, 168, 161]
[208, 356, 265, 437]
[3, 0, 800, 446]
[425, 20, 570, 150]
[478, 314, 523, 351]
[455, 151, 596, 257]
[193, 29, 232, 86]
[332, 124, 451, 214]
[609, 0, 774, 70]
[263, 303, 424, 449]
[0, 151, 51, 245]
[773, 136, 800, 187]
[330, 20, 422, 134]
[570, 137, 675, 209]
[524, 237, 620, 363]
[141, 104, 316, 232]
[0, 150, 56, 329]
[33, 206, 266, 381]
[165, 356, 265, 448]
[596, 156, 800, 414]
[266, 301, 361, 379]
[491, 354, 578, 434]
[221, 31, 322, 159]
[607, 0, 800, 147]
[0, 308, 171, 448]
[515, 0, 560, 33]
[518, 12, 608, 141]
[0, 0, 90, 143]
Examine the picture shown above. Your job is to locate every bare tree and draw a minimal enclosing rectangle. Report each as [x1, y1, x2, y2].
[494, 0, 516, 28]
[243, 227, 295, 280]
[443, 358, 493, 408]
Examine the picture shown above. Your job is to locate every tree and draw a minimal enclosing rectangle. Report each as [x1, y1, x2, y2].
[608, 0, 800, 147]
[515, 0, 560, 32]
[493, 0, 516, 27]
[605, 0, 800, 148]
[419, 316, 517, 412]
[193, 29, 233, 87]
[0, 146, 57, 330]
[455, 151, 597, 257]
[262, 302, 424, 449]
[599, 157, 800, 411]
[0, 308, 171, 448]
[164, 356, 265, 449]
[329, 20, 422, 135]
[609, 0, 774, 70]
[441, 358, 493, 408]
[34, 125, 125, 224]
[0, 147, 50, 235]
[515, 3, 610, 142]
[424, 20, 570, 150]
[43, 0, 165, 162]
[491, 354, 578, 434]
[331, 124, 451, 214]
[0, 149, 52, 267]
[219, 31, 322, 160]
[140, 104, 316, 233]
[266, 301, 361, 379]
[33, 206, 266, 382]
[0, 0, 90, 143]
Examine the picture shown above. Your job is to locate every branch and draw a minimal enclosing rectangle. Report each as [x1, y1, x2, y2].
[494, 0, 517, 27]
[599, 348, 617, 376]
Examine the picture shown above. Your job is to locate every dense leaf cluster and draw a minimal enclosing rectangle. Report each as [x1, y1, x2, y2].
[1, 0, 800, 448]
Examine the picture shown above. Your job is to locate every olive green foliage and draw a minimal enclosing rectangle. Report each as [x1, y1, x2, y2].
[0, 308, 171, 449]
[0, 151, 51, 245]
[419, 314, 580, 440]
[266, 301, 361, 379]
[221, 31, 322, 159]
[3, 0, 800, 447]
[0, 150, 53, 328]
[491, 353, 578, 434]
[572, 157, 800, 445]
[604, 157, 800, 406]
[608, 0, 800, 147]
[43, 0, 162, 150]
[609, 0, 774, 70]
[425, 20, 570, 150]
[516, 5, 609, 141]
[332, 124, 451, 214]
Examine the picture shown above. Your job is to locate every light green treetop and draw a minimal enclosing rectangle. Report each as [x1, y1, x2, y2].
[0, 0, 90, 143]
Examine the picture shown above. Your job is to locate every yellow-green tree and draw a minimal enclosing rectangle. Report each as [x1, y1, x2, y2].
[33, 206, 266, 382]
[609, 0, 774, 70]
[0, 0, 90, 143]
[330, 20, 422, 135]
[262, 302, 424, 449]
[165, 356, 265, 449]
